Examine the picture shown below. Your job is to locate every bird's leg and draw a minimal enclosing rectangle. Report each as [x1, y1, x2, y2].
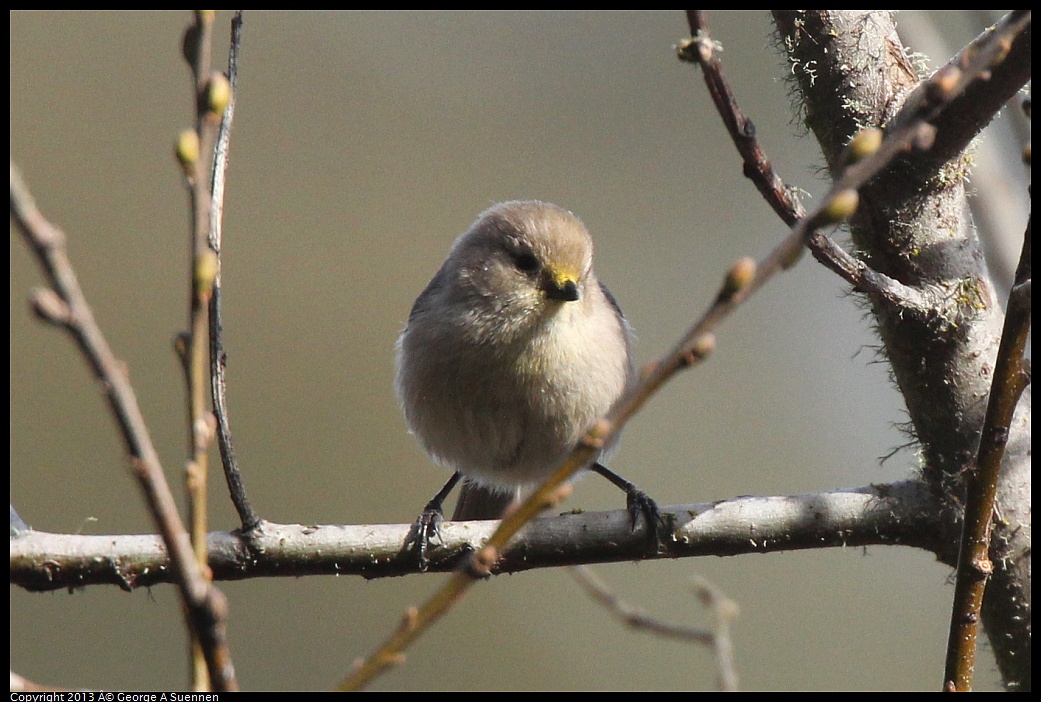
[590, 462, 666, 547]
[404, 471, 462, 570]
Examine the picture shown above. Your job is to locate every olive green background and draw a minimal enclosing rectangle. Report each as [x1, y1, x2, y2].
[11, 11, 1014, 691]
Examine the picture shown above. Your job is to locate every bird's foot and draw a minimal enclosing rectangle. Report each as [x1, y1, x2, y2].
[404, 504, 444, 571]
[590, 462, 668, 552]
[624, 487, 667, 550]
[403, 471, 463, 570]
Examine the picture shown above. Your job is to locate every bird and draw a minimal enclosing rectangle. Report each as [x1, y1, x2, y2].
[395, 200, 661, 567]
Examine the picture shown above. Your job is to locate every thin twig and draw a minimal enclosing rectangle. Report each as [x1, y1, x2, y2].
[943, 211, 1032, 691]
[180, 10, 222, 690]
[570, 566, 739, 691]
[569, 566, 715, 644]
[208, 10, 260, 531]
[691, 575, 740, 693]
[10, 161, 238, 691]
[682, 10, 805, 228]
[680, 10, 929, 309]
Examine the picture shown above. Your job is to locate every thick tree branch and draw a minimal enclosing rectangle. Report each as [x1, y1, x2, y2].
[11, 480, 948, 590]
[772, 10, 1031, 691]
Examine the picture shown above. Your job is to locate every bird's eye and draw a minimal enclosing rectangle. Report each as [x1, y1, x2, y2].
[514, 252, 539, 273]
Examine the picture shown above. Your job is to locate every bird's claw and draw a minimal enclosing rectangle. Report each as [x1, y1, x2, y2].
[625, 488, 666, 550]
[404, 506, 444, 571]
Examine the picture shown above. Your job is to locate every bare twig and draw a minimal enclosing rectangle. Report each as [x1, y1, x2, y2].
[681, 10, 805, 228]
[178, 10, 229, 689]
[691, 576, 740, 693]
[569, 565, 712, 644]
[10, 161, 238, 691]
[181, 9, 218, 563]
[570, 567, 739, 691]
[679, 10, 928, 309]
[944, 212, 1032, 691]
[207, 10, 260, 532]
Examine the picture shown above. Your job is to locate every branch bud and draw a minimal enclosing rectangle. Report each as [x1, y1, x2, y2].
[205, 73, 232, 117]
[820, 189, 859, 224]
[29, 288, 71, 326]
[194, 249, 219, 302]
[175, 129, 200, 169]
[719, 257, 756, 301]
[845, 127, 883, 165]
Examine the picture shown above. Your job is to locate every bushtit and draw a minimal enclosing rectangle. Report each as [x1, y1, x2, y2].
[396, 200, 660, 565]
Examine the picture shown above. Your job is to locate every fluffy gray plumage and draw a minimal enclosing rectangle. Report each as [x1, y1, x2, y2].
[396, 200, 634, 520]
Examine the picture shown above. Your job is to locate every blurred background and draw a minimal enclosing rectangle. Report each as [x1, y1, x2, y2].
[10, 11, 1024, 692]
